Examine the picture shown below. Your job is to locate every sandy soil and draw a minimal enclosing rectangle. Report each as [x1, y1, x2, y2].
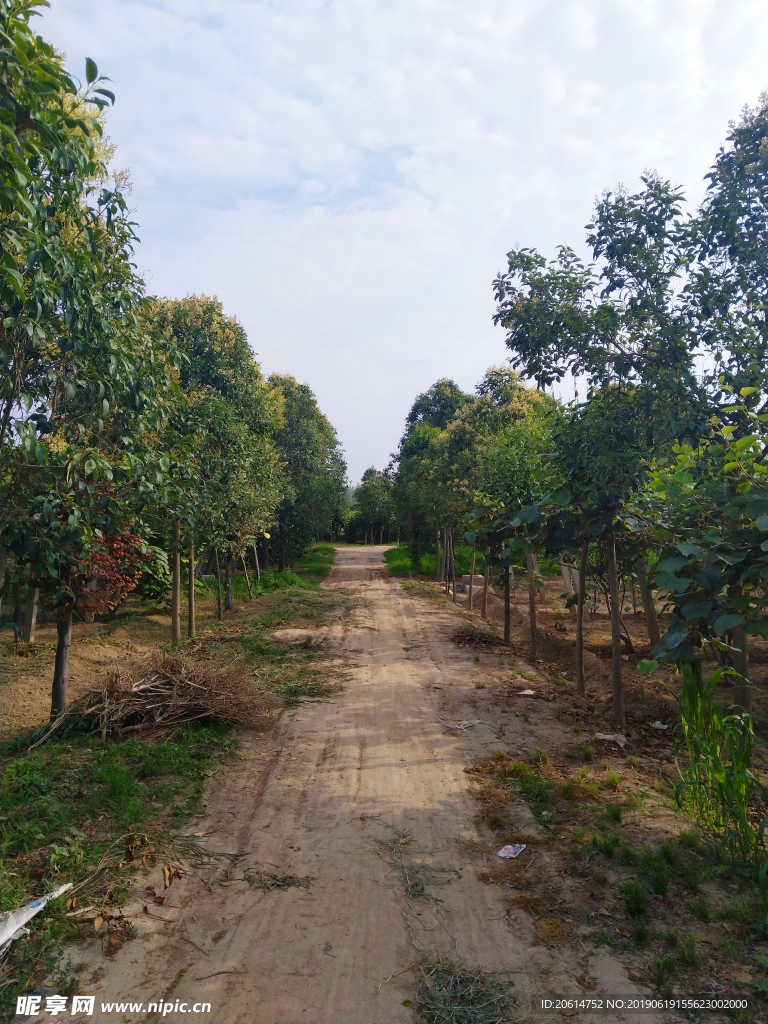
[54, 547, 667, 1024]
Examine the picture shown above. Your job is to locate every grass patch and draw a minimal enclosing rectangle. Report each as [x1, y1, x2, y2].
[385, 546, 416, 578]
[620, 879, 649, 918]
[293, 543, 336, 585]
[0, 723, 233, 1010]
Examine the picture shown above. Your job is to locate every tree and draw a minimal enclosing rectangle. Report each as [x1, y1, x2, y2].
[143, 296, 283, 621]
[2, 4, 179, 712]
[269, 375, 346, 568]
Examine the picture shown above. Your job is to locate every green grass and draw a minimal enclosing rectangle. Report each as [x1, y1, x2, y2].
[0, 724, 234, 1013]
[293, 543, 336, 585]
[385, 546, 416, 577]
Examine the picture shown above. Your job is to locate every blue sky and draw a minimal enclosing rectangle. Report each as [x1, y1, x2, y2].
[43, 1, 768, 482]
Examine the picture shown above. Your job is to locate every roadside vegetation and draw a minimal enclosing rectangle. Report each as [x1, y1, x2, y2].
[0, 549, 351, 1015]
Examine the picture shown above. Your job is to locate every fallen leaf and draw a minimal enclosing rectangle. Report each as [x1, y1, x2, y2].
[162, 865, 171, 889]
[153, 896, 165, 905]
[143, 906, 149, 914]
[93, 916, 104, 932]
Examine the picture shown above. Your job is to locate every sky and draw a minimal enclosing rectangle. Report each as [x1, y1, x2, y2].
[42, 1, 768, 483]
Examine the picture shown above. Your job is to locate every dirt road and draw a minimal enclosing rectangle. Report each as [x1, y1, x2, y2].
[70, 546, 645, 1024]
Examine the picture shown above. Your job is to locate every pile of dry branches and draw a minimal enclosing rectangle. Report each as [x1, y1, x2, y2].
[85, 653, 282, 737]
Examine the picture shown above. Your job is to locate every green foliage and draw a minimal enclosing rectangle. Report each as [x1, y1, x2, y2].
[269, 375, 347, 564]
[674, 661, 765, 864]
[385, 547, 415, 577]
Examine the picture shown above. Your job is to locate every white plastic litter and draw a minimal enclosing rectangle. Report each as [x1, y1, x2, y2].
[516, 690, 535, 696]
[497, 844, 526, 859]
[0, 884, 73, 956]
[442, 719, 481, 731]
[649, 721, 669, 731]
[595, 732, 627, 748]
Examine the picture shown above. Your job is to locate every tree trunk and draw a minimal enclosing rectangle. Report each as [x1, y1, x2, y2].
[575, 539, 588, 698]
[435, 528, 441, 581]
[504, 565, 511, 643]
[732, 622, 751, 712]
[526, 553, 537, 661]
[51, 612, 73, 716]
[171, 520, 181, 644]
[450, 532, 457, 603]
[225, 553, 233, 610]
[22, 586, 39, 643]
[482, 556, 489, 619]
[606, 528, 625, 730]
[203, 546, 217, 575]
[12, 581, 22, 640]
[214, 549, 224, 622]
[469, 546, 476, 611]
[252, 544, 261, 580]
[279, 547, 287, 572]
[241, 553, 253, 599]
[560, 560, 576, 617]
[634, 555, 660, 648]
[443, 531, 449, 593]
[262, 535, 270, 572]
[188, 541, 196, 639]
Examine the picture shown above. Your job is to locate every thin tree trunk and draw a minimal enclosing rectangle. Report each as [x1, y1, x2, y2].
[469, 546, 476, 611]
[435, 528, 441, 581]
[482, 555, 489, 619]
[241, 553, 253, 599]
[443, 531, 449, 593]
[214, 549, 224, 622]
[526, 553, 537, 661]
[444, 531, 450, 595]
[22, 586, 39, 642]
[634, 555, 660, 648]
[51, 612, 73, 716]
[12, 581, 22, 640]
[262, 535, 270, 572]
[575, 538, 588, 698]
[606, 527, 625, 730]
[504, 565, 511, 643]
[560, 559, 576, 617]
[451, 532, 457, 603]
[188, 541, 196, 639]
[732, 622, 751, 712]
[171, 520, 181, 645]
[279, 547, 287, 572]
[225, 553, 233, 610]
[252, 544, 261, 580]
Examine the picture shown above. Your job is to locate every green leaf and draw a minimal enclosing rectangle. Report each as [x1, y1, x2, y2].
[739, 387, 759, 396]
[551, 487, 570, 505]
[714, 613, 744, 636]
[756, 515, 768, 532]
[745, 621, 768, 639]
[85, 57, 98, 84]
[675, 542, 701, 557]
[637, 659, 658, 674]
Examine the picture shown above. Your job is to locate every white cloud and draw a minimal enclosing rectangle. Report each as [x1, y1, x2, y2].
[43, 0, 768, 481]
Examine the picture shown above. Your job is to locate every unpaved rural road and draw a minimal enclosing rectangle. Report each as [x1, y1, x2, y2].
[67, 546, 645, 1024]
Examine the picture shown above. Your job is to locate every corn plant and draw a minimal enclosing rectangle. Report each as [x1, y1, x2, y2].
[674, 661, 766, 865]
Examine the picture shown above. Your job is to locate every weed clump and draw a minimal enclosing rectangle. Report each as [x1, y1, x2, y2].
[620, 879, 649, 918]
